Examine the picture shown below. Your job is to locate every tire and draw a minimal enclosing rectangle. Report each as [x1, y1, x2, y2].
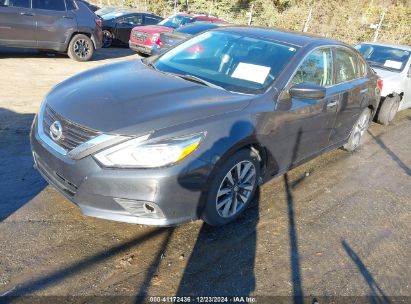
[377, 95, 400, 126]
[67, 34, 94, 62]
[202, 149, 261, 226]
[343, 108, 371, 152]
[102, 30, 113, 48]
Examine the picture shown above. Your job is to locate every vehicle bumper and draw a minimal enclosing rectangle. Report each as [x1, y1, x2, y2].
[92, 28, 103, 50]
[129, 41, 152, 55]
[30, 119, 214, 226]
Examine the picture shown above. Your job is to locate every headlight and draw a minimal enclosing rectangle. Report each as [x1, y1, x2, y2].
[94, 132, 205, 168]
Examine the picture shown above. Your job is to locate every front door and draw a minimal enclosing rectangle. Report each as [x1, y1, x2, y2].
[283, 47, 338, 165]
[0, 0, 36, 47]
[32, 0, 77, 51]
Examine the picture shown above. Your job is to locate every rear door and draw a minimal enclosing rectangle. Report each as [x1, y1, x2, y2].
[0, 0, 36, 47]
[32, 0, 77, 51]
[115, 14, 142, 44]
[328, 47, 369, 145]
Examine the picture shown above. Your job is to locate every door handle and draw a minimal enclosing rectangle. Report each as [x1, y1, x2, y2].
[20, 12, 35, 16]
[62, 15, 74, 19]
[327, 100, 338, 108]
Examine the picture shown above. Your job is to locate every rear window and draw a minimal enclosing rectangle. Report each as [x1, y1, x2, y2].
[33, 0, 66, 11]
[0, 0, 30, 8]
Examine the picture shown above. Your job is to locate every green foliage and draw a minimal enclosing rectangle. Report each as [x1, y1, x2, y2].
[94, 0, 411, 45]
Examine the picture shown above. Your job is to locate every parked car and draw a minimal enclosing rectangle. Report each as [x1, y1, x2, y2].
[0, 0, 103, 61]
[95, 6, 120, 17]
[31, 27, 380, 226]
[101, 10, 163, 48]
[151, 22, 228, 55]
[356, 42, 411, 125]
[129, 13, 223, 55]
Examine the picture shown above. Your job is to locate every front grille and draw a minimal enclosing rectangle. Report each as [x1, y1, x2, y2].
[132, 31, 149, 42]
[43, 105, 100, 152]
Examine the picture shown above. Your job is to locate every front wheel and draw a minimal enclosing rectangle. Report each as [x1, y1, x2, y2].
[67, 34, 94, 62]
[202, 149, 260, 226]
[343, 108, 371, 152]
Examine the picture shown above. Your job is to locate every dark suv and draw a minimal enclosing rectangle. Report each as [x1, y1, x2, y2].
[0, 0, 103, 61]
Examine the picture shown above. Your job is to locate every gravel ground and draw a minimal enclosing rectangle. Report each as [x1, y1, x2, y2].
[0, 47, 410, 303]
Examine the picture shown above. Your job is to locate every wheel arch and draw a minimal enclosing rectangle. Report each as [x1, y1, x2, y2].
[66, 31, 95, 51]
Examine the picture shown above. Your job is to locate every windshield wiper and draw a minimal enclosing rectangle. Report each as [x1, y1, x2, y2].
[176, 74, 225, 90]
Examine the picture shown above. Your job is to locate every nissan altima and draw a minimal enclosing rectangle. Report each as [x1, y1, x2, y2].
[30, 27, 381, 226]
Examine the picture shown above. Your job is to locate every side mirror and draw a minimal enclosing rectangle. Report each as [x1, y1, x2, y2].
[407, 67, 411, 78]
[289, 82, 326, 99]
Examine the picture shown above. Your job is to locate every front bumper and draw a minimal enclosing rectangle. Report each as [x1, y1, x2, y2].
[129, 41, 152, 55]
[30, 119, 213, 226]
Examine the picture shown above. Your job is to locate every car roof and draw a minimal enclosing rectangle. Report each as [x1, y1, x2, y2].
[176, 22, 227, 32]
[358, 42, 411, 52]
[174, 12, 219, 18]
[211, 26, 345, 48]
[106, 8, 154, 16]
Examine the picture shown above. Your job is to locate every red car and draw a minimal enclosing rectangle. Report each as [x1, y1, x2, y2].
[129, 13, 223, 55]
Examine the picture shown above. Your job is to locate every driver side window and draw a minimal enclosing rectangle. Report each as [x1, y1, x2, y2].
[291, 48, 333, 87]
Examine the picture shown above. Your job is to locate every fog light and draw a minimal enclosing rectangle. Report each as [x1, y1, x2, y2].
[114, 198, 165, 219]
[144, 203, 156, 214]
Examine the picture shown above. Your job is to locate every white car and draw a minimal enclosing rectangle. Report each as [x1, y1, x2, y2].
[356, 42, 411, 125]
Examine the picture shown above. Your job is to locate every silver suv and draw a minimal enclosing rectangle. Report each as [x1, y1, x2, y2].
[356, 42, 411, 125]
[0, 0, 103, 61]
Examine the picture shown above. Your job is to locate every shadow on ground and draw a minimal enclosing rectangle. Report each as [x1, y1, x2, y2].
[341, 239, 390, 304]
[367, 130, 411, 176]
[0, 108, 46, 221]
[0, 46, 137, 61]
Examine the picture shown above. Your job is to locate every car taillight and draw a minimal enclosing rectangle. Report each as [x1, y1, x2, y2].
[377, 79, 383, 91]
[151, 33, 161, 45]
[95, 18, 102, 27]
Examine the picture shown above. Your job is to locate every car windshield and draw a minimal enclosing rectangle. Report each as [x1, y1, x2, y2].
[153, 30, 299, 94]
[158, 15, 193, 29]
[356, 44, 410, 72]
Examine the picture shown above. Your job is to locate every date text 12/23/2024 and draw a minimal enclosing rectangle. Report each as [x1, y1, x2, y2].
[149, 297, 257, 303]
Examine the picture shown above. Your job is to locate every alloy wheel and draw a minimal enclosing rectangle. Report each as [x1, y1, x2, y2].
[74, 39, 90, 59]
[216, 160, 256, 218]
[351, 111, 370, 149]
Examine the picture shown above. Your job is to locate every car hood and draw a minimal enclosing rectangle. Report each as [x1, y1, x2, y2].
[133, 25, 173, 34]
[45, 60, 252, 136]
